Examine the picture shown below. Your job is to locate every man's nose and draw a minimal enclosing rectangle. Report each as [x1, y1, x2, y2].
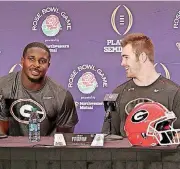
[33, 60, 40, 67]
[121, 59, 125, 66]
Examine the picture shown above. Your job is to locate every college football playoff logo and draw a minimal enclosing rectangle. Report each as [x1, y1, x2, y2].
[111, 5, 133, 35]
[154, 63, 170, 79]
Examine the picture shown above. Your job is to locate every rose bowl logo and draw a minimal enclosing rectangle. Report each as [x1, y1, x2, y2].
[32, 7, 72, 53]
[42, 15, 62, 37]
[68, 64, 108, 110]
[77, 72, 98, 94]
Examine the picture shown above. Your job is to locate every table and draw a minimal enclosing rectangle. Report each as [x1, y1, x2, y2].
[0, 136, 179, 169]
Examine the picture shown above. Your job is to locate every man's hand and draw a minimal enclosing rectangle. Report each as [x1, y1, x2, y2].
[172, 132, 180, 144]
[56, 126, 74, 133]
[0, 120, 9, 135]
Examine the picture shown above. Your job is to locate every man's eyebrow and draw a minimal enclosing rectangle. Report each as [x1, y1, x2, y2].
[27, 55, 35, 57]
[121, 54, 128, 57]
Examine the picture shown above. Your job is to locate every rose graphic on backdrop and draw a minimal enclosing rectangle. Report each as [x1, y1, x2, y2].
[77, 72, 98, 94]
[41, 15, 62, 37]
[68, 64, 108, 110]
[32, 7, 72, 52]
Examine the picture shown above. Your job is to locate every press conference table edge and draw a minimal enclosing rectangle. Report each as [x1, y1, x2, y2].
[0, 136, 178, 151]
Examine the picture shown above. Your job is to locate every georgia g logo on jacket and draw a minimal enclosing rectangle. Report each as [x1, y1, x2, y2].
[10, 99, 46, 124]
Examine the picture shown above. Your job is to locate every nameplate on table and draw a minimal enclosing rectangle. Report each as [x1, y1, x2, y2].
[54, 133, 104, 146]
[54, 133, 66, 146]
[91, 134, 104, 147]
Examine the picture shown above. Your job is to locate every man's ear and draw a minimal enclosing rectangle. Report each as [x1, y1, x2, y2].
[139, 52, 147, 63]
[20, 56, 24, 65]
[48, 62, 50, 67]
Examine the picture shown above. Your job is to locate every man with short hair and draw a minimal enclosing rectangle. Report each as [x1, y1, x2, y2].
[0, 42, 78, 136]
[102, 33, 180, 137]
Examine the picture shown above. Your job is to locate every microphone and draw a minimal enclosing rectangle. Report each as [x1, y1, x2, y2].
[103, 93, 119, 113]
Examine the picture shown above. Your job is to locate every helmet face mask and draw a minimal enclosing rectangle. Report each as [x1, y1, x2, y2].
[149, 116, 180, 145]
[124, 101, 180, 147]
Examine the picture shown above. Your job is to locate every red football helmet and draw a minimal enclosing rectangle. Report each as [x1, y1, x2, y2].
[124, 102, 180, 147]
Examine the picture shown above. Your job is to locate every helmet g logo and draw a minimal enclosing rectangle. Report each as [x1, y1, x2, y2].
[131, 110, 148, 123]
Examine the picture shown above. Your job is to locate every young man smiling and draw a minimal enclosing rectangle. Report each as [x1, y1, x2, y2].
[102, 33, 180, 138]
[0, 42, 78, 136]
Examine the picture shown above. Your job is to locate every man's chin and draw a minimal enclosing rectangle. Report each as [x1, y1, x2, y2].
[126, 74, 133, 79]
[28, 76, 44, 83]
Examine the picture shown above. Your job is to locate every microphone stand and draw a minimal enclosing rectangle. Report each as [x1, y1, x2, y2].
[104, 105, 123, 140]
[105, 107, 112, 137]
